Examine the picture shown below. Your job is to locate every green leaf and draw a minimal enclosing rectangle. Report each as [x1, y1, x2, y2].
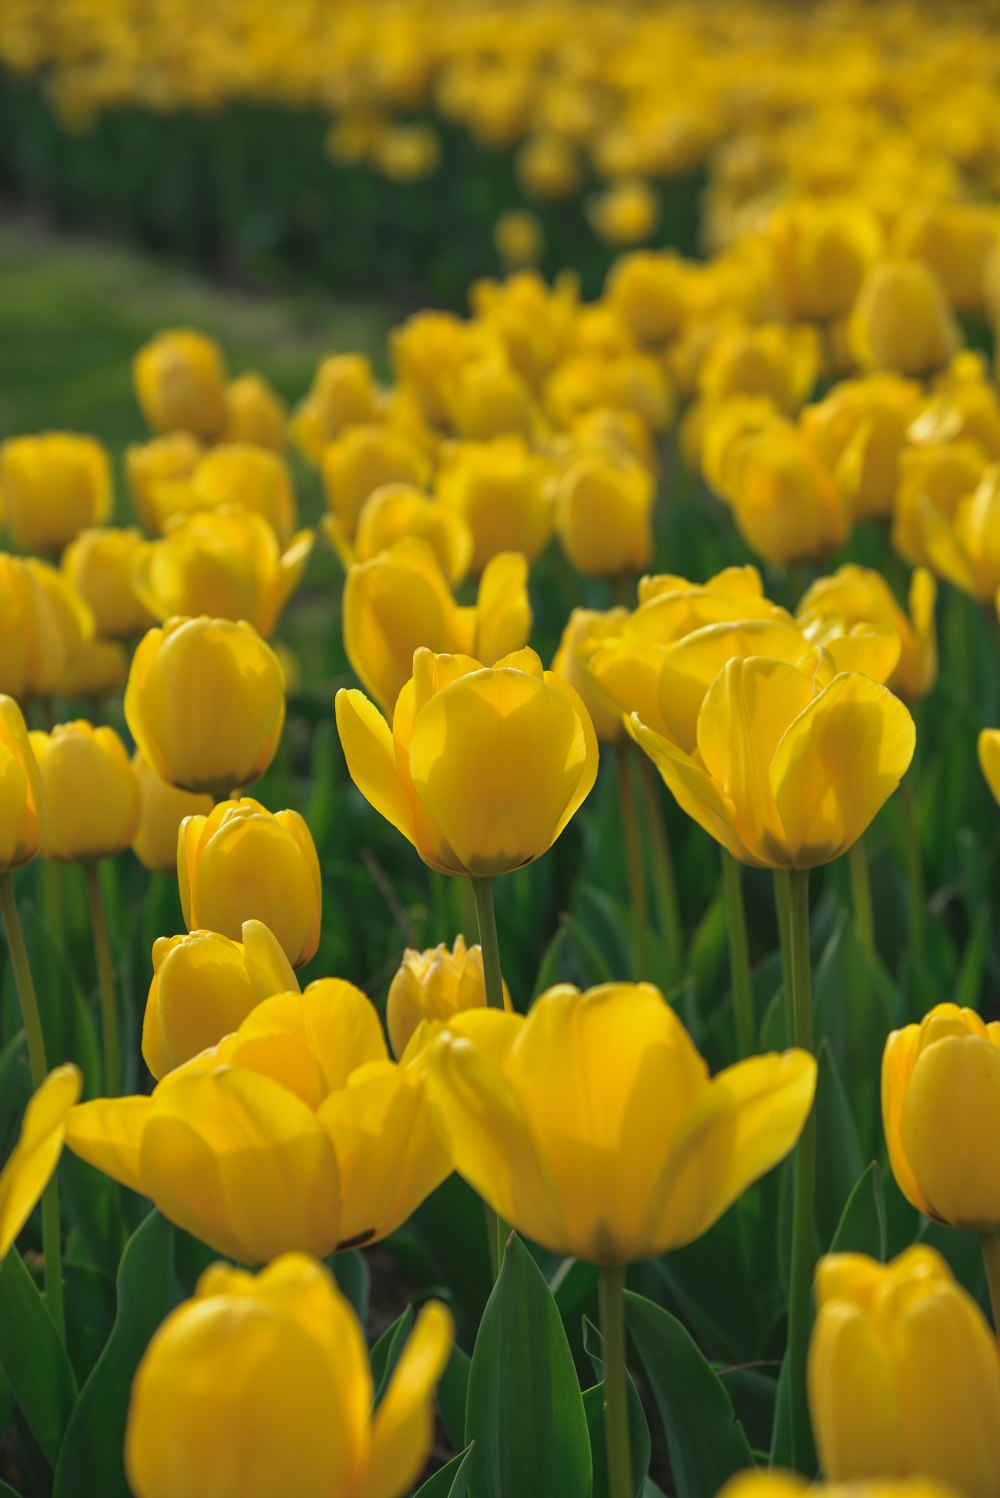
[0, 1480, 25, 1497]
[331, 1248, 369, 1321]
[0, 1248, 77, 1467]
[370, 1306, 414, 1405]
[813, 1040, 865, 1249]
[466, 1233, 591, 1498]
[581, 1318, 651, 1498]
[438, 1342, 471, 1452]
[829, 1163, 886, 1259]
[53, 1211, 175, 1498]
[625, 1289, 753, 1498]
[414, 1445, 476, 1498]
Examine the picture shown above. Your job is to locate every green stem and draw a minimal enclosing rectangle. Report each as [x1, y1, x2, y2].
[847, 838, 875, 960]
[598, 1264, 633, 1498]
[635, 752, 683, 983]
[721, 851, 754, 1058]
[773, 867, 816, 1476]
[981, 1232, 1000, 1340]
[0, 872, 65, 1342]
[469, 875, 509, 1276]
[615, 745, 648, 980]
[84, 863, 120, 1096]
[898, 775, 926, 968]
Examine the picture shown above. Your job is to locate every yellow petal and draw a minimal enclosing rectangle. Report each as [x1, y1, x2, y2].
[808, 1302, 904, 1479]
[474, 552, 532, 665]
[978, 728, 1000, 805]
[65, 1096, 152, 1194]
[336, 688, 417, 849]
[881, 1024, 934, 1218]
[900, 1034, 1000, 1230]
[0, 1065, 82, 1262]
[365, 1302, 454, 1498]
[627, 715, 762, 867]
[242, 920, 301, 1002]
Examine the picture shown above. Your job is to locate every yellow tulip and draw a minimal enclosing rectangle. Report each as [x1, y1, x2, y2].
[142, 921, 299, 1080]
[470, 269, 577, 391]
[426, 982, 815, 1263]
[344, 482, 473, 585]
[882, 1003, 1000, 1232]
[435, 436, 555, 573]
[0, 1065, 82, 1263]
[552, 606, 630, 745]
[630, 653, 915, 868]
[545, 351, 673, 436]
[125, 1253, 452, 1498]
[155, 444, 298, 549]
[892, 441, 989, 573]
[387, 934, 511, 1059]
[767, 197, 884, 321]
[441, 356, 535, 441]
[604, 250, 690, 346]
[0, 555, 73, 701]
[178, 798, 321, 969]
[61, 526, 152, 638]
[61, 637, 129, 700]
[808, 1247, 1000, 1498]
[0, 695, 45, 872]
[375, 122, 440, 182]
[586, 178, 660, 247]
[288, 355, 382, 466]
[516, 132, 581, 201]
[68, 981, 450, 1260]
[29, 722, 139, 863]
[125, 432, 203, 535]
[131, 509, 313, 637]
[909, 381, 1000, 463]
[980, 727, 1000, 804]
[493, 208, 545, 270]
[555, 453, 654, 578]
[797, 565, 938, 702]
[893, 199, 998, 317]
[0, 433, 112, 554]
[847, 262, 961, 377]
[131, 751, 214, 875]
[222, 372, 287, 451]
[390, 310, 501, 427]
[125, 617, 285, 796]
[801, 374, 922, 521]
[336, 646, 598, 877]
[719, 1472, 962, 1498]
[133, 329, 228, 440]
[900, 462, 1000, 601]
[697, 324, 819, 416]
[321, 424, 430, 546]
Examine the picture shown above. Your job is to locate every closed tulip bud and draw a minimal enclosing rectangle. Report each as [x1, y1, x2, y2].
[125, 1254, 452, 1498]
[766, 198, 884, 322]
[980, 728, 1000, 804]
[436, 436, 555, 573]
[720, 1472, 962, 1498]
[130, 751, 213, 874]
[572, 406, 659, 475]
[555, 453, 654, 577]
[68, 981, 450, 1259]
[545, 352, 673, 435]
[604, 250, 690, 346]
[179, 798, 321, 968]
[801, 374, 922, 521]
[470, 270, 578, 391]
[0, 1065, 82, 1263]
[343, 539, 531, 713]
[893, 200, 998, 317]
[847, 262, 961, 377]
[0, 555, 95, 701]
[125, 432, 203, 535]
[61, 526, 151, 638]
[797, 565, 938, 702]
[698, 324, 819, 415]
[133, 329, 228, 440]
[427, 982, 815, 1263]
[493, 208, 545, 269]
[60, 637, 129, 700]
[321, 424, 430, 546]
[131, 509, 313, 637]
[163, 444, 298, 549]
[552, 606, 630, 744]
[347, 482, 473, 585]
[29, 722, 139, 863]
[337, 645, 598, 877]
[125, 617, 285, 796]
[1, 434, 112, 554]
[883, 1003, 1000, 1232]
[714, 418, 850, 565]
[222, 373, 287, 451]
[142, 922, 298, 1080]
[387, 934, 511, 1058]
[288, 355, 381, 465]
[808, 1247, 1000, 1497]
[516, 133, 581, 201]
[630, 653, 915, 868]
[586, 178, 660, 247]
[893, 441, 989, 571]
[441, 358, 535, 441]
[390, 310, 500, 427]
[0, 695, 45, 872]
[375, 122, 440, 182]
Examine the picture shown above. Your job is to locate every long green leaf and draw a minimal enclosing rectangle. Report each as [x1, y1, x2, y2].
[0, 1248, 77, 1466]
[415, 1445, 476, 1498]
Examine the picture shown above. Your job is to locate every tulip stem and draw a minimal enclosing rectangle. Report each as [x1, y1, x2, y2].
[898, 776, 926, 968]
[847, 838, 875, 960]
[615, 746, 648, 980]
[84, 863, 120, 1097]
[774, 867, 816, 1476]
[469, 875, 511, 1275]
[598, 1264, 633, 1498]
[981, 1233, 1000, 1339]
[636, 752, 683, 983]
[721, 852, 754, 1058]
[0, 872, 65, 1342]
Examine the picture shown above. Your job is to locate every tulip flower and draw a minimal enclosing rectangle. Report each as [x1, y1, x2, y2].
[125, 431, 203, 534]
[847, 262, 961, 377]
[67, 981, 450, 1260]
[289, 354, 381, 465]
[555, 452, 654, 577]
[720, 1473, 962, 1498]
[435, 435, 555, 573]
[154, 444, 299, 548]
[222, 372, 287, 451]
[586, 177, 660, 246]
[125, 1254, 452, 1498]
[387, 934, 511, 1059]
[334, 481, 472, 584]
[321, 424, 430, 546]
[470, 269, 577, 391]
[342, 539, 531, 712]
[808, 1247, 1000, 1498]
[336, 646, 598, 878]
[516, 132, 581, 202]
[133, 328, 228, 440]
[142, 922, 298, 1079]
[897, 462, 1000, 602]
[893, 440, 989, 573]
[125, 617, 286, 797]
[552, 606, 630, 745]
[604, 249, 689, 346]
[131, 508, 314, 637]
[980, 728, 1000, 805]
[0, 555, 80, 702]
[0, 432, 112, 554]
[893, 199, 997, 317]
[390, 309, 500, 426]
[61, 526, 152, 638]
[909, 380, 1000, 462]
[766, 197, 884, 322]
[0, 695, 45, 873]
[441, 356, 535, 440]
[29, 722, 139, 864]
[797, 565, 938, 702]
[545, 351, 672, 436]
[130, 751, 214, 874]
[494, 207, 545, 270]
[697, 323, 820, 415]
[178, 798, 321, 969]
[0, 1064, 81, 1263]
[801, 374, 922, 521]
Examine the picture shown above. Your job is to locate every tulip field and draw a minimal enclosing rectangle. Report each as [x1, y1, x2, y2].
[5, 4, 1000, 1498]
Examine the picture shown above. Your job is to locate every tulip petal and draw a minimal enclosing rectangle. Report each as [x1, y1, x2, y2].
[335, 688, 417, 849]
[65, 1095, 152, 1195]
[627, 715, 762, 867]
[239, 981, 388, 1098]
[900, 1034, 1000, 1229]
[807, 1303, 904, 1479]
[0, 1065, 82, 1261]
[978, 728, 1000, 804]
[242, 919, 301, 1001]
[366, 1302, 454, 1498]
[881, 1024, 935, 1218]
[821, 627, 901, 684]
[474, 552, 531, 665]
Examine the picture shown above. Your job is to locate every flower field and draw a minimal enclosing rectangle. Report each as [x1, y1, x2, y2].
[1, 4, 1000, 1498]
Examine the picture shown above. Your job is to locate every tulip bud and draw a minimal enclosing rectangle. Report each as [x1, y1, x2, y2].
[0, 555, 95, 702]
[0, 1065, 82, 1264]
[288, 354, 381, 465]
[555, 453, 654, 577]
[516, 133, 581, 201]
[321, 423, 429, 544]
[847, 262, 961, 377]
[436, 436, 555, 573]
[222, 373, 287, 451]
[133, 329, 228, 440]
[808, 1246, 1000, 1496]
[29, 721, 139, 863]
[586, 178, 660, 246]
[767, 198, 884, 321]
[125, 432, 203, 535]
[130, 751, 213, 875]
[348, 482, 473, 585]
[892, 440, 988, 571]
[801, 374, 922, 521]
[61, 525, 151, 639]
[493, 208, 545, 270]
[125, 617, 285, 797]
[552, 606, 630, 745]
[719, 1471, 963, 1498]
[604, 250, 690, 346]
[178, 799, 321, 968]
[713, 418, 850, 565]
[0, 696, 45, 872]
[0, 433, 112, 555]
[980, 728, 1000, 804]
[390, 309, 502, 426]
[697, 324, 819, 415]
[168, 444, 298, 548]
[893, 200, 997, 317]
[797, 564, 937, 702]
[387, 934, 511, 1058]
[125, 1254, 452, 1498]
